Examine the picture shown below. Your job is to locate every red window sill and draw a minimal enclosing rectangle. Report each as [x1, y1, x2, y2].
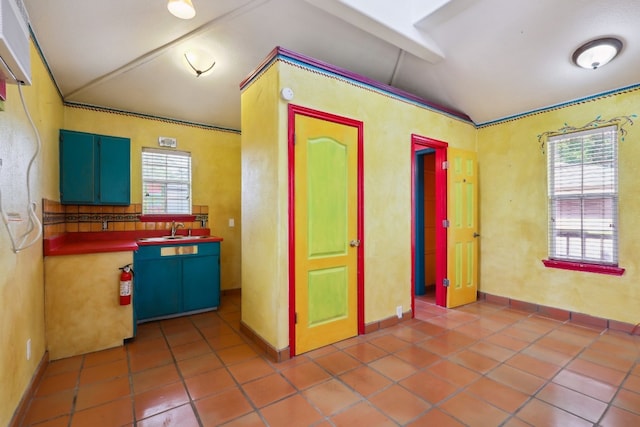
[542, 259, 625, 276]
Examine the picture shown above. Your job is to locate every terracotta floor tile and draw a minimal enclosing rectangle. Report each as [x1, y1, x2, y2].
[184, 366, 236, 401]
[501, 325, 543, 343]
[314, 351, 362, 375]
[546, 329, 596, 348]
[339, 366, 393, 396]
[126, 336, 168, 356]
[487, 364, 546, 395]
[259, 394, 323, 427]
[170, 338, 212, 361]
[466, 377, 529, 413]
[536, 336, 583, 356]
[177, 352, 223, 378]
[468, 341, 515, 362]
[132, 363, 182, 394]
[343, 342, 388, 363]
[454, 322, 496, 340]
[75, 376, 131, 411]
[439, 391, 509, 427]
[135, 322, 163, 340]
[552, 369, 618, 402]
[566, 358, 627, 386]
[612, 388, 640, 415]
[227, 356, 276, 384]
[79, 358, 129, 385]
[136, 403, 199, 427]
[164, 329, 204, 348]
[485, 332, 530, 352]
[22, 390, 75, 425]
[449, 349, 501, 374]
[30, 415, 70, 427]
[515, 398, 593, 427]
[241, 373, 296, 408]
[197, 322, 236, 338]
[537, 383, 608, 422]
[368, 334, 412, 353]
[331, 401, 396, 427]
[129, 348, 173, 372]
[579, 348, 636, 372]
[134, 382, 190, 420]
[521, 343, 574, 366]
[44, 356, 83, 377]
[70, 397, 133, 427]
[623, 373, 640, 394]
[83, 346, 127, 367]
[410, 320, 448, 337]
[390, 325, 429, 343]
[500, 417, 533, 427]
[368, 384, 429, 424]
[394, 346, 441, 368]
[589, 339, 640, 361]
[406, 408, 466, 427]
[216, 344, 259, 366]
[220, 411, 267, 426]
[194, 388, 254, 426]
[517, 316, 561, 335]
[400, 370, 458, 404]
[303, 379, 362, 415]
[426, 360, 481, 388]
[505, 353, 561, 379]
[206, 332, 246, 350]
[304, 344, 339, 359]
[35, 370, 79, 397]
[369, 354, 417, 381]
[600, 405, 640, 427]
[281, 361, 332, 390]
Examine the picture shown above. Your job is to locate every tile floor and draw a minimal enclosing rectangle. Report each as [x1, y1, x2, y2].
[19, 291, 640, 426]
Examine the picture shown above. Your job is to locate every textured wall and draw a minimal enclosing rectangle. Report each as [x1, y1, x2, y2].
[478, 89, 640, 324]
[0, 44, 64, 427]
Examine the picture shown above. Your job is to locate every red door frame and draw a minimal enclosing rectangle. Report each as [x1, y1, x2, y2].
[411, 134, 448, 312]
[288, 104, 365, 357]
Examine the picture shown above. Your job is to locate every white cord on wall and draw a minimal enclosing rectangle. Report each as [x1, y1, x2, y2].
[0, 61, 42, 253]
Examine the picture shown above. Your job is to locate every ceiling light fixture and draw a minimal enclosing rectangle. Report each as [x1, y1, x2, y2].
[572, 37, 623, 70]
[167, 0, 196, 19]
[184, 51, 215, 77]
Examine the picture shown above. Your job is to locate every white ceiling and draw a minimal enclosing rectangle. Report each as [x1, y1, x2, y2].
[24, 0, 640, 130]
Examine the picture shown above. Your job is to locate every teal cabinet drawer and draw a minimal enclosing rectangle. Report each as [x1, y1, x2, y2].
[135, 241, 220, 260]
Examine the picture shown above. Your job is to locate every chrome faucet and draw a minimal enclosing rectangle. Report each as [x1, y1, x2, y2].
[171, 221, 185, 237]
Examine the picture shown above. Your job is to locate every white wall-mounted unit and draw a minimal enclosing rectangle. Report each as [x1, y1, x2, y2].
[0, 0, 30, 85]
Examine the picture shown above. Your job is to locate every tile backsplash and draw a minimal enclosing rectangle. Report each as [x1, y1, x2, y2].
[42, 199, 209, 238]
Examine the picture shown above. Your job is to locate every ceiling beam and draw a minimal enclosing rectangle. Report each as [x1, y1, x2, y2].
[304, 0, 445, 63]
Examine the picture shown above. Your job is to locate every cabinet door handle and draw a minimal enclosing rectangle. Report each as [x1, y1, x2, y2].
[349, 239, 361, 247]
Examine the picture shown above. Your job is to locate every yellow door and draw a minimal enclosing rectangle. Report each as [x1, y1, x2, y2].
[294, 114, 359, 354]
[446, 148, 478, 308]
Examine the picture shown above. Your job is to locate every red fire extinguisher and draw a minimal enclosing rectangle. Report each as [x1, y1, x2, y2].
[119, 264, 133, 305]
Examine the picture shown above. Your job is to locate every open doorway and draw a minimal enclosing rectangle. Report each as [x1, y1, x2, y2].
[411, 135, 448, 313]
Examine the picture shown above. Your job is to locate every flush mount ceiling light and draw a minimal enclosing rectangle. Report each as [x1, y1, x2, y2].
[184, 50, 215, 77]
[572, 37, 623, 70]
[167, 0, 195, 19]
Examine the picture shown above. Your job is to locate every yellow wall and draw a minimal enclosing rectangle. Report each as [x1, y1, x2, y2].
[478, 88, 640, 324]
[0, 44, 64, 427]
[62, 107, 242, 290]
[241, 58, 476, 350]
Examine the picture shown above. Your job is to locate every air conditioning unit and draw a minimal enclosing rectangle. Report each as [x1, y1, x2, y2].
[0, 0, 30, 85]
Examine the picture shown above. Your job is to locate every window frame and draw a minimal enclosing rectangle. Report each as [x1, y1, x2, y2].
[542, 125, 624, 276]
[141, 148, 192, 215]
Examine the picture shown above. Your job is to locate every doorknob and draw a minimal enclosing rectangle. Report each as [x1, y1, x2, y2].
[473, 232, 480, 238]
[349, 239, 361, 247]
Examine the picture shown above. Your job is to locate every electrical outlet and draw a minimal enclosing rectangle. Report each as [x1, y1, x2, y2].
[26, 338, 31, 361]
[229, 218, 235, 227]
[396, 305, 402, 319]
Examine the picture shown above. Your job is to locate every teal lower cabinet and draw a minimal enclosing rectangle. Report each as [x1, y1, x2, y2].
[134, 242, 220, 323]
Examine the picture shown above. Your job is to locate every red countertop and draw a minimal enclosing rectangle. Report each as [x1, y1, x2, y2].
[44, 230, 223, 256]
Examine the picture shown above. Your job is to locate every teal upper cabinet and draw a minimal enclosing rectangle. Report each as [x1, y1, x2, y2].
[59, 129, 131, 205]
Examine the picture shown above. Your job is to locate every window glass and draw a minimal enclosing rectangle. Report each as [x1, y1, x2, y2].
[547, 125, 618, 265]
[142, 148, 192, 214]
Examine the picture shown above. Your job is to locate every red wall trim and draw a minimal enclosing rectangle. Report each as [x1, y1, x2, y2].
[542, 259, 625, 276]
[288, 104, 365, 356]
[411, 135, 448, 310]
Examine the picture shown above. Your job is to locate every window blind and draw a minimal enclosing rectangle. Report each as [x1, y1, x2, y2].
[547, 125, 618, 265]
[142, 148, 192, 214]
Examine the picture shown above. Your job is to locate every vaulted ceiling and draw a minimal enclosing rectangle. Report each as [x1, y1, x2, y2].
[24, 0, 640, 130]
